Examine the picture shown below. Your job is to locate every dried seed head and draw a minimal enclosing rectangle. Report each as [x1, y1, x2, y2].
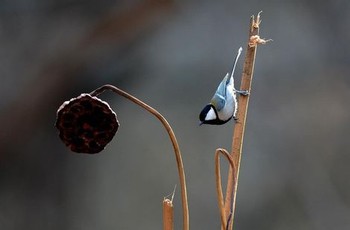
[55, 93, 119, 154]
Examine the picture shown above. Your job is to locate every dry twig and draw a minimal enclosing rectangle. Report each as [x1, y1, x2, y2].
[214, 12, 270, 230]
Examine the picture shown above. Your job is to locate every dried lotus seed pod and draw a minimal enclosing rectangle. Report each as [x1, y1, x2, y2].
[55, 93, 119, 154]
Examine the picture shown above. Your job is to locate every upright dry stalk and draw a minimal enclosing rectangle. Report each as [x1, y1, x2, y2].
[220, 12, 269, 230]
[163, 187, 176, 230]
[163, 199, 174, 230]
[90, 85, 189, 230]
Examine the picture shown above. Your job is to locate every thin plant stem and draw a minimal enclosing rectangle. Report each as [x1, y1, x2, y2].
[222, 12, 268, 230]
[90, 84, 189, 230]
[215, 148, 236, 230]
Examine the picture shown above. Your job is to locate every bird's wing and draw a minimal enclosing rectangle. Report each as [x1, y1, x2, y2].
[210, 73, 229, 111]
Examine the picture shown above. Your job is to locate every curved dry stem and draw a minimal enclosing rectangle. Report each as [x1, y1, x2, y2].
[90, 84, 189, 230]
[215, 148, 236, 230]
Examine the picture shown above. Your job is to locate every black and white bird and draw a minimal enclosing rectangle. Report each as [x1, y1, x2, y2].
[199, 47, 248, 125]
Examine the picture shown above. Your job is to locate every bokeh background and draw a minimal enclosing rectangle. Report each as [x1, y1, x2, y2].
[1, 0, 350, 229]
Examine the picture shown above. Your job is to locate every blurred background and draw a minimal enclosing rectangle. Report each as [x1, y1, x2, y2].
[1, 0, 350, 229]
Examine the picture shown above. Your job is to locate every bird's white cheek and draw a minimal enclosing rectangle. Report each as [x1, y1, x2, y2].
[205, 108, 217, 121]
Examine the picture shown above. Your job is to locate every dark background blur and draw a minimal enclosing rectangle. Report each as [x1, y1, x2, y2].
[1, 0, 350, 229]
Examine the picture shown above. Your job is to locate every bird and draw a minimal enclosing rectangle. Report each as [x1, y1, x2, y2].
[199, 47, 248, 125]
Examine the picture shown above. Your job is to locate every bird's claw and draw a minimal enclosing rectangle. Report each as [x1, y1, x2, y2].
[236, 90, 249, 96]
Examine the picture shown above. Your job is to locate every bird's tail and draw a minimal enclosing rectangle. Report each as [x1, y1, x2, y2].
[230, 47, 243, 79]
